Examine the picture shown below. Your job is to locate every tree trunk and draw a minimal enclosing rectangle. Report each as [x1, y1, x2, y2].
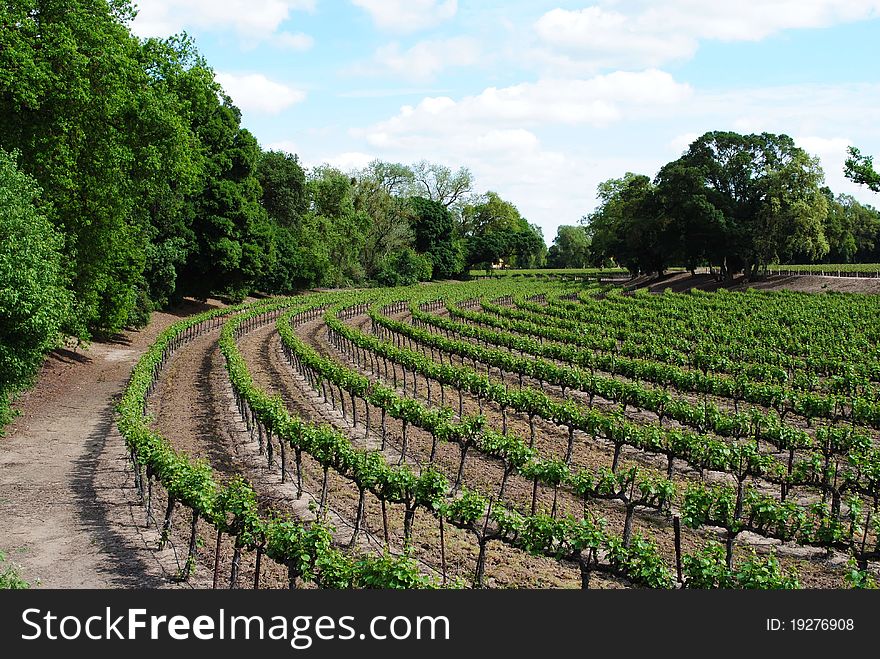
[319, 466, 329, 518]
[565, 425, 575, 464]
[623, 504, 635, 547]
[184, 510, 199, 581]
[455, 445, 469, 490]
[229, 546, 241, 589]
[280, 441, 287, 484]
[578, 556, 592, 589]
[399, 420, 408, 465]
[498, 464, 513, 500]
[350, 488, 366, 547]
[212, 531, 223, 590]
[253, 547, 262, 589]
[403, 505, 416, 548]
[611, 443, 623, 472]
[473, 538, 489, 588]
[295, 448, 303, 498]
[159, 497, 175, 549]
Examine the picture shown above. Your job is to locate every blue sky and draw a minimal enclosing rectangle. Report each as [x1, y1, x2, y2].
[131, 1, 880, 242]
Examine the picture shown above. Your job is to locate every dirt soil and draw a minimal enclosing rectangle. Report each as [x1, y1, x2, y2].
[642, 271, 880, 294]
[0, 300, 221, 588]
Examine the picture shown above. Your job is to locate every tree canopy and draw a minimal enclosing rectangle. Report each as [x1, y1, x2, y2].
[585, 131, 833, 278]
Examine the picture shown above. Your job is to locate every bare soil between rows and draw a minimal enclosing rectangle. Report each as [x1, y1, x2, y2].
[0, 300, 222, 588]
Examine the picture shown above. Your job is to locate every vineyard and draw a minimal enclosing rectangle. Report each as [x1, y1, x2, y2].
[117, 278, 880, 589]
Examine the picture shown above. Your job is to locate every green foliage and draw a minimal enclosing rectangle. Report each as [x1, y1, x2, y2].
[463, 192, 546, 270]
[0, 150, 71, 432]
[844, 146, 880, 193]
[0, 1, 201, 335]
[684, 543, 800, 589]
[374, 248, 432, 287]
[410, 197, 464, 279]
[0, 551, 30, 589]
[547, 225, 591, 269]
[585, 173, 666, 274]
[587, 132, 831, 277]
[256, 150, 308, 227]
[846, 558, 878, 589]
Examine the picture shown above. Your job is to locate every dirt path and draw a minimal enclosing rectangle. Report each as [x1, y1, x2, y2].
[0, 301, 220, 588]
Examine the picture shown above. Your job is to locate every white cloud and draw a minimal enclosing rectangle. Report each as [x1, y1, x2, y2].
[131, 0, 315, 41]
[794, 135, 869, 198]
[337, 88, 453, 99]
[351, 0, 457, 33]
[534, 2, 880, 70]
[309, 152, 376, 172]
[340, 70, 691, 237]
[669, 132, 700, 155]
[338, 76, 880, 240]
[360, 37, 481, 81]
[358, 70, 691, 142]
[215, 73, 306, 114]
[265, 140, 301, 154]
[271, 31, 314, 51]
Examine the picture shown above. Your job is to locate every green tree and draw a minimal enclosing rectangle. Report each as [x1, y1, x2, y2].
[408, 160, 474, 210]
[0, 150, 71, 432]
[374, 248, 432, 287]
[256, 150, 308, 228]
[0, 0, 188, 335]
[547, 225, 591, 268]
[131, 35, 210, 316]
[654, 160, 728, 273]
[584, 173, 668, 274]
[808, 190, 880, 263]
[669, 131, 828, 278]
[353, 160, 416, 280]
[462, 192, 545, 268]
[179, 106, 273, 301]
[409, 197, 464, 279]
[466, 232, 510, 272]
[844, 146, 880, 192]
[306, 166, 370, 285]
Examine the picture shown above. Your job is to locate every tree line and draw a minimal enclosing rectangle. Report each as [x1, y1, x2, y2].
[566, 131, 880, 277]
[0, 0, 547, 431]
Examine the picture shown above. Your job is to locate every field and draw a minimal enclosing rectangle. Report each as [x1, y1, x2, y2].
[66, 277, 876, 589]
[768, 264, 880, 277]
[468, 268, 631, 278]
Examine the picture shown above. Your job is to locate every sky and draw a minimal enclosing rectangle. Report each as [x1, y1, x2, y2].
[130, 0, 880, 242]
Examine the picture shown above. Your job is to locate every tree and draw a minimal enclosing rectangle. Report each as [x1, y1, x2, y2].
[256, 150, 308, 228]
[409, 197, 464, 279]
[466, 232, 510, 272]
[665, 131, 828, 278]
[409, 161, 474, 210]
[353, 160, 416, 279]
[178, 100, 273, 301]
[133, 35, 211, 316]
[374, 248, 432, 287]
[0, 0, 175, 335]
[0, 150, 71, 432]
[306, 166, 370, 285]
[810, 190, 880, 263]
[844, 146, 880, 192]
[547, 225, 591, 268]
[462, 192, 546, 268]
[654, 160, 728, 273]
[584, 173, 668, 275]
